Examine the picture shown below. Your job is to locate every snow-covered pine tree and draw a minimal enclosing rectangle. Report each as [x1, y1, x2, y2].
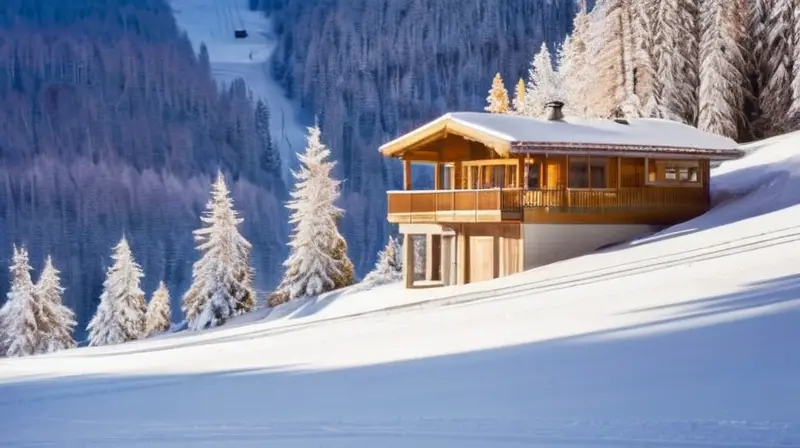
[791, 0, 800, 126]
[653, 0, 700, 123]
[485, 73, 510, 114]
[511, 78, 526, 115]
[751, 0, 793, 136]
[271, 124, 353, 305]
[698, 0, 748, 139]
[255, 99, 281, 175]
[630, 0, 660, 117]
[359, 236, 403, 289]
[522, 43, 563, 117]
[182, 172, 256, 330]
[1, 246, 44, 357]
[559, 2, 592, 117]
[35, 256, 76, 352]
[145, 281, 171, 337]
[586, 0, 631, 118]
[86, 236, 147, 346]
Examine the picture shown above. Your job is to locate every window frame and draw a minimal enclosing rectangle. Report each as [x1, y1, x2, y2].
[567, 156, 611, 189]
[646, 159, 703, 187]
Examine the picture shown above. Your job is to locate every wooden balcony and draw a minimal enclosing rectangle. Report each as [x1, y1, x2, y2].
[387, 187, 709, 224]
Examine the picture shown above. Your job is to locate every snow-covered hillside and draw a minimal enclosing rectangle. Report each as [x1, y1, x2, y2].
[170, 0, 307, 180]
[2, 134, 800, 446]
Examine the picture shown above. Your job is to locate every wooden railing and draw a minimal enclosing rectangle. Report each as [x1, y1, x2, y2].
[521, 187, 707, 211]
[387, 187, 708, 221]
[386, 189, 503, 214]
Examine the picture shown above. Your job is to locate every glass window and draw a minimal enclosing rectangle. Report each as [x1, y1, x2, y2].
[441, 164, 453, 189]
[589, 158, 607, 188]
[653, 160, 701, 184]
[569, 158, 589, 188]
[526, 163, 540, 189]
[491, 166, 505, 188]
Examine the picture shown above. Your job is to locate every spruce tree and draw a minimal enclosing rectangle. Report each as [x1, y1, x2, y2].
[1, 246, 44, 357]
[511, 78, 526, 115]
[790, 0, 800, 125]
[35, 256, 76, 352]
[360, 236, 403, 289]
[182, 172, 256, 331]
[255, 100, 282, 175]
[87, 237, 147, 346]
[654, 0, 700, 123]
[145, 281, 171, 337]
[485, 73, 510, 114]
[272, 125, 353, 305]
[698, 0, 747, 139]
[522, 43, 562, 117]
[752, 0, 793, 136]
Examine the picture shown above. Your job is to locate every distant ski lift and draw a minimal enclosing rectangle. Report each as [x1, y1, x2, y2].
[234, 29, 248, 39]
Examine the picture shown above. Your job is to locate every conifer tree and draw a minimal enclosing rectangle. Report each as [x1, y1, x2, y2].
[654, 0, 700, 123]
[522, 43, 562, 117]
[87, 237, 147, 346]
[586, 0, 630, 118]
[255, 100, 282, 175]
[790, 0, 800, 125]
[485, 73, 510, 114]
[751, 0, 793, 136]
[559, 3, 592, 117]
[271, 125, 353, 305]
[698, 0, 747, 139]
[511, 78, 526, 115]
[1, 246, 44, 357]
[182, 172, 256, 331]
[631, 0, 660, 117]
[145, 281, 171, 337]
[35, 256, 76, 352]
[360, 236, 403, 289]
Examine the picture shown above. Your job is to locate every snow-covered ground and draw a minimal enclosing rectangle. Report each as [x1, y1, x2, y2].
[2, 134, 800, 447]
[170, 0, 307, 180]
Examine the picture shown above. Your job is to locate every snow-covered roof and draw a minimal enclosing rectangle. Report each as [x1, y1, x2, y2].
[380, 112, 742, 159]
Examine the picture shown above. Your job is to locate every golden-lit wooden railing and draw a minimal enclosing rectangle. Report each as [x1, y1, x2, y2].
[387, 189, 503, 216]
[387, 187, 707, 220]
[522, 187, 707, 210]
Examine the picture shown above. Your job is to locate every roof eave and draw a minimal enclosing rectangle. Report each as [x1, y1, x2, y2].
[511, 142, 744, 160]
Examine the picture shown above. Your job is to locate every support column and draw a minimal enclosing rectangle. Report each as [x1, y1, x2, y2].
[403, 159, 412, 190]
[425, 234, 442, 282]
[441, 236, 452, 286]
[403, 233, 414, 288]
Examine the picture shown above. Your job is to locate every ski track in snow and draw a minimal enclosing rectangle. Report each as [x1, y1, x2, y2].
[169, 0, 307, 182]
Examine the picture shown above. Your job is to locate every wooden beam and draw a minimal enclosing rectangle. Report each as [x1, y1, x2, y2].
[434, 162, 441, 189]
[403, 159, 411, 190]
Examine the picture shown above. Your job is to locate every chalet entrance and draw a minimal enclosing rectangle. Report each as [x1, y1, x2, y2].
[400, 223, 522, 288]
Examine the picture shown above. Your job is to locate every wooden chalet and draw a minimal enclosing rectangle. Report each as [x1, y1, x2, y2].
[380, 102, 744, 288]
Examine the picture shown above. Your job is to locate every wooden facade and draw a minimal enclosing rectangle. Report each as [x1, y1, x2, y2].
[389, 155, 711, 226]
[383, 113, 742, 287]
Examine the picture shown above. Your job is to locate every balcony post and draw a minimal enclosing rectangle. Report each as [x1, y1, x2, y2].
[403, 233, 414, 288]
[403, 159, 411, 190]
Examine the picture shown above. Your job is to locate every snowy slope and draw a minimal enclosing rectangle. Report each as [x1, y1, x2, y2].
[170, 0, 307, 180]
[2, 134, 800, 447]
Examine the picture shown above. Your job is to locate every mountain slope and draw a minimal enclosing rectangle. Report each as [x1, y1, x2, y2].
[1, 134, 799, 446]
[0, 0, 288, 338]
[170, 0, 308, 184]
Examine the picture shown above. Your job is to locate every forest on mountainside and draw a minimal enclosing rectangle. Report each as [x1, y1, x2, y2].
[255, 0, 582, 274]
[0, 0, 288, 339]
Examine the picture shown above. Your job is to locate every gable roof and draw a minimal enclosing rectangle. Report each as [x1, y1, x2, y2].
[379, 112, 743, 159]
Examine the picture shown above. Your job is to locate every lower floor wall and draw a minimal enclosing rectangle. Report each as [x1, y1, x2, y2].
[399, 222, 662, 288]
[522, 223, 662, 270]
